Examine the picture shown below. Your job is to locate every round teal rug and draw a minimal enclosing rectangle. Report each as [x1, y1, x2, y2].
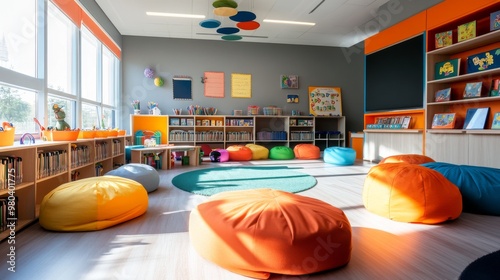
[171, 166, 317, 196]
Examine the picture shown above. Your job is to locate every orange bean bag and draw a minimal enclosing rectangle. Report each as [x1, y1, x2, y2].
[379, 154, 435, 164]
[189, 189, 352, 279]
[362, 163, 462, 224]
[245, 144, 269, 160]
[226, 145, 253, 161]
[293, 143, 320, 159]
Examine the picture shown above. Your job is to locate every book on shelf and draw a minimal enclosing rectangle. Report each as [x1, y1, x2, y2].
[366, 116, 410, 129]
[435, 58, 460, 80]
[491, 10, 500, 31]
[490, 79, 500, 97]
[492, 112, 500, 129]
[463, 107, 489, 129]
[466, 48, 500, 74]
[435, 30, 452, 49]
[431, 113, 457, 129]
[457, 20, 476, 42]
[463, 82, 483, 98]
[435, 88, 451, 102]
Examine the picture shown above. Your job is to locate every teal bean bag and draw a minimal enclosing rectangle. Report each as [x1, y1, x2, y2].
[324, 147, 356, 166]
[269, 146, 295, 160]
[106, 163, 159, 193]
[422, 162, 500, 216]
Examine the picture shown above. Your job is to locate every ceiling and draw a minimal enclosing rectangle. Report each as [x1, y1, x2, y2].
[94, 0, 441, 48]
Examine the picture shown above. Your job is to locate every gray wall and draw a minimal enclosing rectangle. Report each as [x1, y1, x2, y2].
[121, 36, 365, 135]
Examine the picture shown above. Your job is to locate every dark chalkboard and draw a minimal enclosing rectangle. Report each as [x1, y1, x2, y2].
[365, 34, 424, 112]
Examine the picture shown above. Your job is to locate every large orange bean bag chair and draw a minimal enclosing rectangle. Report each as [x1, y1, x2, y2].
[39, 175, 148, 231]
[379, 154, 435, 164]
[245, 144, 269, 160]
[293, 143, 320, 159]
[363, 163, 462, 224]
[189, 189, 352, 279]
[226, 145, 253, 161]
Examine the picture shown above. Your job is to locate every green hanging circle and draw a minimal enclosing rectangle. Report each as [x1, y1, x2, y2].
[213, 0, 238, 9]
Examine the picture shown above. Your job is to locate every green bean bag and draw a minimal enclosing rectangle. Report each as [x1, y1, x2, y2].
[269, 146, 294, 160]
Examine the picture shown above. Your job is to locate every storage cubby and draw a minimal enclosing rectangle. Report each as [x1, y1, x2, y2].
[0, 136, 129, 240]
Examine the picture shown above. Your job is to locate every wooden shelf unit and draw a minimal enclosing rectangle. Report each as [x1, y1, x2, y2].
[425, 2, 500, 167]
[0, 135, 131, 240]
[132, 115, 346, 151]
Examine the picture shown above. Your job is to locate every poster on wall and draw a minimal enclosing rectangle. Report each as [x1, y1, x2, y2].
[231, 73, 252, 98]
[308, 86, 342, 116]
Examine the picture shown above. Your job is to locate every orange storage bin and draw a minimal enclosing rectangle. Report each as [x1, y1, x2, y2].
[43, 130, 80, 141]
[78, 130, 96, 139]
[94, 130, 110, 138]
[108, 130, 118, 137]
[0, 127, 15, 146]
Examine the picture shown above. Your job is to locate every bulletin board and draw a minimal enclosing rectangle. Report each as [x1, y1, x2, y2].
[231, 73, 252, 98]
[204, 71, 225, 98]
[308, 86, 342, 116]
[173, 76, 192, 100]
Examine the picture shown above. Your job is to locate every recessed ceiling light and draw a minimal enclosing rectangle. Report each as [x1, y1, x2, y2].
[263, 19, 315, 26]
[146, 12, 206, 19]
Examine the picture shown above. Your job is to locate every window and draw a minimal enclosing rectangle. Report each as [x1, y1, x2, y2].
[0, 0, 121, 137]
[47, 2, 77, 94]
[102, 46, 117, 106]
[47, 96, 75, 130]
[81, 26, 98, 101]
[0, 0, 36, 77]
[0, 84, 37, 134]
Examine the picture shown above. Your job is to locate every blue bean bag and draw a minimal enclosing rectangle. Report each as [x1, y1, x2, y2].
[106, 163, 159, 193]
[324, 147, 356, 166]
[422, 162, 500, 216]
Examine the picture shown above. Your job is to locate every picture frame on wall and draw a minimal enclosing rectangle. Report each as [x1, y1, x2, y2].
[463, 107, 489, 129]
[431, 113, 457, 129]
[308, 86, 342, 116]
[435, 88, 451, 102]
[280, 75, 299, 89]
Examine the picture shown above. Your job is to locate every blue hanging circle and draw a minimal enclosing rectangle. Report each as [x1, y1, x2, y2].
[217, 27, 240, 34]
[221, 35, 242, 41]
[230, 11, 256, 22]
[199, 19, 221, 28]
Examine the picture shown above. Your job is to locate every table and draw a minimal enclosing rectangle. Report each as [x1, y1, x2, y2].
[130, 145, 200, 169]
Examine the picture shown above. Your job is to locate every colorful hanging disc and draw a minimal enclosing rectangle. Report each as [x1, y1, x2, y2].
[217, 27, 240, 35]
[212, 0, 238, 8]
[213, 7, 238, 17]
[199, 19, 221, 28]
[230, 11, 256, 22]
[237, 21, 260, 30]
[221, 35, 242, 41]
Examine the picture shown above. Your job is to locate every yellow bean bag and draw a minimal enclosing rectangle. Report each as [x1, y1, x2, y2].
[363, 163, 462, 224]
[39, 175, 148, 231]
[189, 188, 352, 279]
[379, 154, 435, 164]
[245, 144, 269, 160]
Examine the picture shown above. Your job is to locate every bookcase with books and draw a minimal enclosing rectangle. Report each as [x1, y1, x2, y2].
[425, 2, 500, 167]
[0, 135, 128, 240]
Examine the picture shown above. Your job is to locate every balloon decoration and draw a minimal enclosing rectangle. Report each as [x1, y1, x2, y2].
[200, 0, 259, 41]
[144, 68, 155, 78]
[154, 77, 164, 87]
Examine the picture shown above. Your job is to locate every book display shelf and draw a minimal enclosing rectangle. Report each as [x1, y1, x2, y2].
[132, 115, 346, 151]
[425, 2, 500, 167]
[363, 109, 425, 162]
[0, 135, 131, 240]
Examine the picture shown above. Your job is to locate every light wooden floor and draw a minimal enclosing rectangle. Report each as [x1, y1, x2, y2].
[1, 159, 500, 280]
